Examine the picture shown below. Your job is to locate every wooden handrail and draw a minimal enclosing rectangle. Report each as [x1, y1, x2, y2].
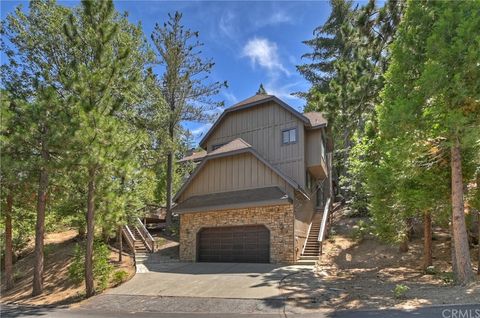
[135, 217, 155, 253]
[122, 225, 136, 254]
[318, 198, 331, 243]
[301, 221, 313, 255]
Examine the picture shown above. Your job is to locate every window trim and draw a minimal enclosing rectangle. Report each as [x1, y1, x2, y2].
[281, 127, 298, 145]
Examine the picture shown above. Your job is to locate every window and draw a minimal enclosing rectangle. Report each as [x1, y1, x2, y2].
[282, 127, 297, 145]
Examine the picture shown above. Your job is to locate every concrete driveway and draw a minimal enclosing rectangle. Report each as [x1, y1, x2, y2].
[107, 262, 317, 299]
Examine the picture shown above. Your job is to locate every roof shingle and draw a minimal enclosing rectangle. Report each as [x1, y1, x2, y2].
[173, 186, 291, 214]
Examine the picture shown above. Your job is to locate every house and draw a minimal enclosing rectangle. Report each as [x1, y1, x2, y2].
[173, 91, 333, 264]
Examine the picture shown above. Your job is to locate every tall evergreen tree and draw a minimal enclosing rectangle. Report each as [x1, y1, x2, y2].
[1, 0, 75, 295]
[150, 11, 226, 225]
[372, 0, 480, 284]
[298, 0, 404, 210]
[63, 0, 150, 297]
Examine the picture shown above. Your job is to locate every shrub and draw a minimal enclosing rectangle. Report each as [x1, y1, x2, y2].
[111, 270, 128, 286]
[393, 284, 409, 299]
[437, 271, 454, 285]
[351, 220, 372, 241]
[68, 240, 113, 292]
[425, 266, 437, 275]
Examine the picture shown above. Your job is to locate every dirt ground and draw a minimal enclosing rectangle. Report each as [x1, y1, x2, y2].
[315, 209, 480, 310]
[0, 230, 135, 306]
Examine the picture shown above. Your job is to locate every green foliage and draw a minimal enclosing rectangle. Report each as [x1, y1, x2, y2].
[351, 219, 374, 241]
[365, 0, 480, 246]
[437, 272, 454, 285]
[150, 11, 227, 218]
[68, 241, 113, 291]
[299, 0, 405, 212]
[111, 270, 128, 286]
[393, 284, 409, 299]
[424, 266, 437, 275]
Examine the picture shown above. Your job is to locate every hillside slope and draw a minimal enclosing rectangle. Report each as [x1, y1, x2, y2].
[1, 230, 135, 306]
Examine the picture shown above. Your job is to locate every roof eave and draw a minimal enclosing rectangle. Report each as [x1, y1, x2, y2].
[173, 197, 292, 215]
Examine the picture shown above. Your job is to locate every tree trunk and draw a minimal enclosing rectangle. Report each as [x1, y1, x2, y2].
[85, 166, 96, 298]
[78, 224, 86, 239]
[423, 211, 433, 270]
[450, 214, 458, 276]
[478, 210, 480, 275]
[4, 191, 14, 290]
[399, 238, 409, 253]
[165, 124, 175, 227]
[477, 171, 480, 275]
[32, 161, 49, 296]
[399, 218, 412, 253]
[118, 226, 123, 263]
[450, 138, 474, 284]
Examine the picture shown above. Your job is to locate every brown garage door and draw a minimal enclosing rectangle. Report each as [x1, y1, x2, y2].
[197, 225, 270, 263]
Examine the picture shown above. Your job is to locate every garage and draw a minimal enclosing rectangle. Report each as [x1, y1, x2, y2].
[197, 225, 270, 263]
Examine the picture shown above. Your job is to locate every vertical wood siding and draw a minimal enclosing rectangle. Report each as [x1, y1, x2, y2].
[305, 129, 322, 167]
[205, 102, 306, 186]
[179, 152, 292, 201]
[305, 129, 327, 179]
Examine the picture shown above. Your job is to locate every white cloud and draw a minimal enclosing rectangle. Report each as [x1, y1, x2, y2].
[264, 81, 303, 102]
[269, 11, 292, 24]
[190, 123, 213, 141]
[223, 91, 239, 105]
[219, 10, 236, 39]
[242, 37, 290, 76]
[254, 11, 292, 28]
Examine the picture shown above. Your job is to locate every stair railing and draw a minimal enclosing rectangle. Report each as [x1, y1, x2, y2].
[135, 217, 155, 253]
[317, 198, 332, 255]
[301, 221, 313, 255]
[122, 225, 136, 254]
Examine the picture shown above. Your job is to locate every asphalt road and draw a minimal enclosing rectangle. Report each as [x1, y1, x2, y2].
[2, 303, 480, 318]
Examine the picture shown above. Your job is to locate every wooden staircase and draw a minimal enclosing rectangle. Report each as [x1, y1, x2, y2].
[298, 213, 322, 265]
[131, 226, 149, 253]
[122, 218, 155, 265]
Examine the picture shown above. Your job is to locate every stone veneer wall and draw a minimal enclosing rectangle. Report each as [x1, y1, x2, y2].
[179, 204, 295, 264]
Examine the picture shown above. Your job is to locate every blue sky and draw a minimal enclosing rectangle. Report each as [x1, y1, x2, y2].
[1, 1, 332, 143]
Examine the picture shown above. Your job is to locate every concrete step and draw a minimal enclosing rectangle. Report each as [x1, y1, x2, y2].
[300, 255, 319, 260]
[296, 259, 317, 265]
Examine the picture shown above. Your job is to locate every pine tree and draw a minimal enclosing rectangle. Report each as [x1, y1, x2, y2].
[1, 0, 76, 295]
[256, 84, 267, 95]
[298, 0, 404, 210]
[372, 0, 480, 284]
[150, 11, 226, 226]
[63, 0, 150, 297]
